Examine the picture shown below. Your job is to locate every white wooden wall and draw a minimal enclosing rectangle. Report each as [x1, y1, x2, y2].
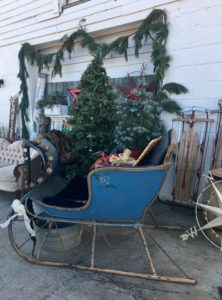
[0, 0, 222, 129]
[0, 0, 177, 47]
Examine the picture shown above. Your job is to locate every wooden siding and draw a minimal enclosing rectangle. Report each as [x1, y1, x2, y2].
[0, 0, 179, 47]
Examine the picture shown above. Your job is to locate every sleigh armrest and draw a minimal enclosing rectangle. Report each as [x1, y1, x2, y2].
[89, 164, 167, 175]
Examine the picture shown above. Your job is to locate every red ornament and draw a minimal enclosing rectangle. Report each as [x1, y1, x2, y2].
[110, 64, 154, 101]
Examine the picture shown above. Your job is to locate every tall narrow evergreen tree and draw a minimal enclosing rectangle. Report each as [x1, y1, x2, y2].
[68, 52, 116, 176]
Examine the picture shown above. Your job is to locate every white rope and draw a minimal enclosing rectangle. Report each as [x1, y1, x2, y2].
[0, 199, 35, 237]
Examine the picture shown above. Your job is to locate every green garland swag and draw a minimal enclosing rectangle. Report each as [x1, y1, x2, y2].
[18, 9, 187, 138]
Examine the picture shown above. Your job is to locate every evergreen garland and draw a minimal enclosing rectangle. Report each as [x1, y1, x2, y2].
[18, 45, 30, 139]
[102, 36, 129, 61]
[18, 43, 55, 138]
[18, 9, 187, 137]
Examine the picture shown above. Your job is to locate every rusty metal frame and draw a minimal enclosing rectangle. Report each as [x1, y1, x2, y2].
[8, 218, 196, 285]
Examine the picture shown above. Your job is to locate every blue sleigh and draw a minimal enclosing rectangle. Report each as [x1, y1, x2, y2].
[8, 138, 196, 285]
[34, 162, 168, 224]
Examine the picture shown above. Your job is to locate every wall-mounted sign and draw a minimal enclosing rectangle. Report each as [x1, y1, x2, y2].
[8, 94, 19, 141]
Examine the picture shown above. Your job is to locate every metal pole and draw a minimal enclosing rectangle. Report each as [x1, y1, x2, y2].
[138, 226, 156, 275]
[91, 225, 97, 268]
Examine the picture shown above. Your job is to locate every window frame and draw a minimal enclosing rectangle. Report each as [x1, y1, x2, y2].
[63, 0, 90, 8]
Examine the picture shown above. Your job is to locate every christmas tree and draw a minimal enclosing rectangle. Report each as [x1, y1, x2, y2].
[114, 79, 164, 150]
[68, 52, 117, 176]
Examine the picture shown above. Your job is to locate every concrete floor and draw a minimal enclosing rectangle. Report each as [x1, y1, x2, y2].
[0, 190, 221, 300]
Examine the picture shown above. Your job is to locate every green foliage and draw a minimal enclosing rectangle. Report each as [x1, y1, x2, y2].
[18, 44, 30, 139]
[102, 36, 129, 60]
[68, 53, 117, 176]
[160, 99, 181, 114]
[18, 43, 55, 138]
[18, 9, 187, 138]
[156, 83, 188, 114]
[161, 83, 188, 95]
[114, 80, 165, 150]
[36, 92, 67, 110]
[115, 97, 164, 150]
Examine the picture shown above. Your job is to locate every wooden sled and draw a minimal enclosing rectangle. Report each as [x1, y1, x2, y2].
[173, 128, 199, 202]
[211, 100, 222, 169]
[172, 107, 213, 202]
[213, 127, 222, 169]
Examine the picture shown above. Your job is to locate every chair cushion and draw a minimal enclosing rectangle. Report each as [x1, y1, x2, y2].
[0, 139, 24, 165]
[0, 161, 11, 167]
[0, 164, 18, 192]
[0, 138, 39, 192]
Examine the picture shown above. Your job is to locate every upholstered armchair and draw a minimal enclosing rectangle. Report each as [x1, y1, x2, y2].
[0, 138, 38, 193]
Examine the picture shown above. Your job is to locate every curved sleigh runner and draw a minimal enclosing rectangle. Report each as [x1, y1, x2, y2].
[8, 141, 196, 285]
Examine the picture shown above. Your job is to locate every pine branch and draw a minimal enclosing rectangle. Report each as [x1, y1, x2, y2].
[151, 42, 170, 73]
[162, 83, 188, 95]
[103, 36, 129, 60]
[133, 9, 167, 48]
[52, 51, 63, 77]
[145, 8, 167, 24]
[61, 33, 76, 57]
[20, 43, 37, 65]
[149, 23, 168, 43]
[78, 29, 100, 53]
[161, 99, 181, 114]
[18, 44, 31, 138]
[42, 53, 55, 70]
[133, 32, 143, 57]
